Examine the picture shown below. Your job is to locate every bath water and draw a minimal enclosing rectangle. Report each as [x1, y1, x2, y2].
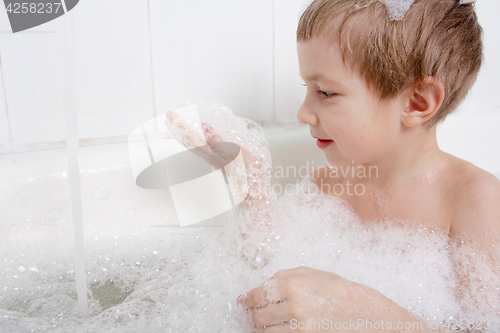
[64, 10, 89, 316]
[0, 103, 499, 332]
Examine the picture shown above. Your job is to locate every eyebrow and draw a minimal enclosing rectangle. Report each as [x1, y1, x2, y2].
[301, 73, 341, 86]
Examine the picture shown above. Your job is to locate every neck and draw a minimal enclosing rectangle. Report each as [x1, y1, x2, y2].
[362, 125, 447, 188]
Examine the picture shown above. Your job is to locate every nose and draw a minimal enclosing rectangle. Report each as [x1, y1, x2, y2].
[297, 98, 319, 126]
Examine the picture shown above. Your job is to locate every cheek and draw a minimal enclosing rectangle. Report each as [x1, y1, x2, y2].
[341, 118, 371, 142]
[346, 123, 383, 155]
[337, 126, 372, 155]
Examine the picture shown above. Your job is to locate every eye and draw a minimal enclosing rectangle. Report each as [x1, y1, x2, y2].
[317, 89, 337, 98]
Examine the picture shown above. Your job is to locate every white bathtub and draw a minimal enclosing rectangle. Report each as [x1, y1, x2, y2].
[1, 124, 498, 330]
[0, 125, 324, 229]
[0, 125, 325, 322]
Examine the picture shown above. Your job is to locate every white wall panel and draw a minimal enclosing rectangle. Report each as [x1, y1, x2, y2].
[0, 0, 498, 156]
[458, 0, 500, 111]
[274, 0, 308, 124]
[0, 18, 67, 145]
[74, 0, 154, 139]
[0, 0, 153, 146]
[149, 0, 274, 122]
[438, 111, 500, 175]
[437, 0, 500, 175]
[0, 0, 10, 30]
[0, 4, 9, 146]
[0, 72, 9, 146]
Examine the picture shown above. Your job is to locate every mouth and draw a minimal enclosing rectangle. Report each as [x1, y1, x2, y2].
[315, 138, 334, 149]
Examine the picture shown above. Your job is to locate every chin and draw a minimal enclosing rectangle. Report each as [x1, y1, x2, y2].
[326, 155, 364, 168]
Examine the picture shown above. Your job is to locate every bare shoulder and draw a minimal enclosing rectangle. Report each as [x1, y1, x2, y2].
[448, 157, 500, 248]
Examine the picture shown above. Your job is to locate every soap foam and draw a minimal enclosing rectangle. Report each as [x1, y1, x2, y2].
[378, 0, 476, 21]
[1, 102, 499, 332]
[378, 0, 416, 20]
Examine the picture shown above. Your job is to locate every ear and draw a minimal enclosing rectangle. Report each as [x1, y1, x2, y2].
[401, 77, 445, 128]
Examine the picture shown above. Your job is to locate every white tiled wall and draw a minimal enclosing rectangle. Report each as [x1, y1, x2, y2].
[0, 0, 498, 174]
[149, 0, 274, 121]
[436, 0, 500, 175]
[0, 0, 155, 147]
[456, 0, 499, 111]
[274, 0, 308, 124]
[0, 66, 9, 146]
[0, 16, 67, 145]
[74, 0, 155, 140]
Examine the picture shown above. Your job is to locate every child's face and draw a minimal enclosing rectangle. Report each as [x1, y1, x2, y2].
[297, 38, 407, 167]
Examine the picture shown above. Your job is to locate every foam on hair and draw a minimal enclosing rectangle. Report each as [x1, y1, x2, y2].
[378, 0, 477, 21]
[378, 0, 416, 20]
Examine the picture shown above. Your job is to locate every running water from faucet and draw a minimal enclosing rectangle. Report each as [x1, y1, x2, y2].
[64, 12, 89, 317]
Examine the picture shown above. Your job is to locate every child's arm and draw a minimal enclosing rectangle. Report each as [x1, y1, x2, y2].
[449, 166, 500, 320]
[238, 266, 449, 332]
[449, 167, 500, 254]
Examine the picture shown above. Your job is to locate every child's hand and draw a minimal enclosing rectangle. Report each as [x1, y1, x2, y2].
[165, 110, 262, 173]
[165, 109, 274, 234]
[165, 110, 219, 149]
[237, 266, 427, 332]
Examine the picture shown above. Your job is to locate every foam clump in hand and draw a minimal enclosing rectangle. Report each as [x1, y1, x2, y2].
[164, 101, 275, 225]
[378, 0, 416, 20]
[165, 100, 272, 171]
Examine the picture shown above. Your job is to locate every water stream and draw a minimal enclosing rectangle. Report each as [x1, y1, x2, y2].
[64, 12, 89, 316]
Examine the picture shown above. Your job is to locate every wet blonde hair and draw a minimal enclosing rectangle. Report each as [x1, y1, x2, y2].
[297, 0, 483, 126]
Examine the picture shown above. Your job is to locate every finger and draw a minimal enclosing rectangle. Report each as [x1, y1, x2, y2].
[206, 136, 228, 160]
[238, 280, 284, 309]
[175, 120, 206, 146]
[270, 266, 315, 280]
[238, 287, 265, 309]
[207, 133, 223, 142]
[202, 121, 215, 135]
[240, 269, 316, 310]
[165, 111, 179, 123]
[202, 123, 223, 144]
[260, 323, 295, 333]
[250, 301, 292, 327]
[207, 137, 232, 166]
[250, 271, 320, 309]
[176, 120, 189, 132]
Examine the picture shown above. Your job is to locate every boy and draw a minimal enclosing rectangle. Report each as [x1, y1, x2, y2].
[237, 0, 500, 331]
